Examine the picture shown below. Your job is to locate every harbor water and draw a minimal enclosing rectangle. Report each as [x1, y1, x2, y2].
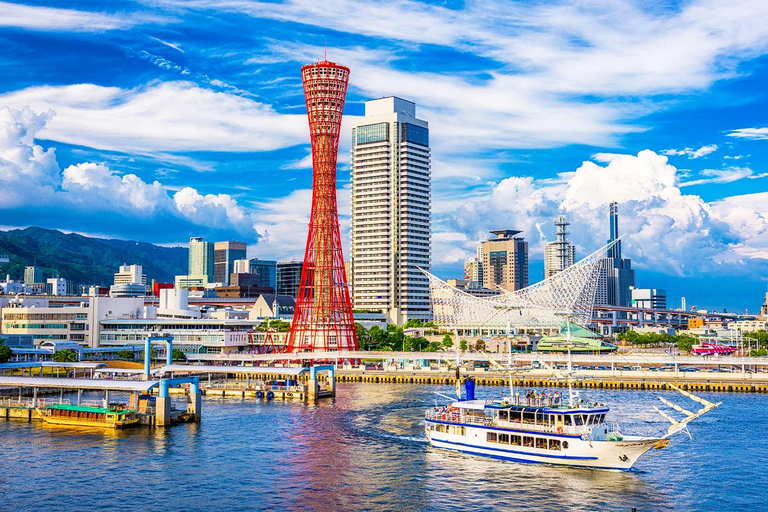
[1, 382, 765, 511]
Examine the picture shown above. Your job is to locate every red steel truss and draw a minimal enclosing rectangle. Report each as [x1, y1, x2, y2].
[286, 60, 358, 353]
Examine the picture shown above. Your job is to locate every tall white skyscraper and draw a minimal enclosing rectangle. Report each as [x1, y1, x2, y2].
[350, 97, 431, 325]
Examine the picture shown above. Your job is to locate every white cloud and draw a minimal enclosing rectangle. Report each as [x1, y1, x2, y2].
[62, 162, 168, 213]
[0, 106, 260, 239]
[727, 127, 768, 140]
[0, 82, 306, 154]
[442, 150, 768, 277]
[0, 107, 58, 207]
[173, 187, 252, 233]
[163, 0, 768, 153]
[0, 1, 163, 32]
[661, 144, 718, 159]
[679, 167, 753, 187]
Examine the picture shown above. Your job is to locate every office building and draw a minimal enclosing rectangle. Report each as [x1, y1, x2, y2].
[24, 266, 42, 285]
[631, 288, 667, 310]
[596, 202, 636, 307]
[46, 277, 68, 296]
[350, 96, 431, 324]
[247, 259, 277, 290]
[544, 215, 576, 279]
[276, 261, 303, 298]
[111, 264, 147, 297]
[464, 257, 481, 285]
[479, 230, 529, 292]
[214, 241, 247, 285]
[188, 237, 214, 281]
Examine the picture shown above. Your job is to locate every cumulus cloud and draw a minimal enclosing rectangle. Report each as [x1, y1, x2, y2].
[0, 107, 59, 207]
[442, 150, 768, 277]
[0, 82, 306, 154]
[0, 106, 261, 241]
[661, 144, 718, 159]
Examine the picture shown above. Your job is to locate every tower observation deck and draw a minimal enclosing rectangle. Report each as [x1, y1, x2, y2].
[286, 60, 358, 353]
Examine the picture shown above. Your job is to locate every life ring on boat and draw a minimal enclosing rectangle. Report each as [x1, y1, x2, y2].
[266, 391, 275, 400]
[255, 391, 263, 398]
[557, 427, 564, 434]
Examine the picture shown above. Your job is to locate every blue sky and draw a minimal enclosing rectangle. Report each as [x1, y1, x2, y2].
[1, 0, 768, 313]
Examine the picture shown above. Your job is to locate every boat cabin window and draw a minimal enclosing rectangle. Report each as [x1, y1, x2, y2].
[563, 415, 572, 426]
[510, 435, 521, 446]
[574, 415, 583, 426]
[549, 439, 561, 451]
[522, 411, 536, 423]
[563, 441, 569, 449]
[498, 410, 509, 421]
[487, 432, 497, 443]
[523, 436, 534, 447]
[536, 438, 548, 449]
[499, 434, 510, 444]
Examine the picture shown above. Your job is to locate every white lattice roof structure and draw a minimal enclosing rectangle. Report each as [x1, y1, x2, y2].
[425, 240, 617, 330]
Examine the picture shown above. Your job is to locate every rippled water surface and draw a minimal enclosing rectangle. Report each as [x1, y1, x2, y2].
[1, 383, 765, 511]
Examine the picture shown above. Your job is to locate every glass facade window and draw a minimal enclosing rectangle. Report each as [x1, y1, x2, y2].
[401, 123, 429, 147]
[355, 123, 389, 144]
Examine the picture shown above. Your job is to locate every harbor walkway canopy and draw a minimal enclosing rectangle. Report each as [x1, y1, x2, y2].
[0, 376, 160, 392]
[157, 364, 307, 376]
[0, 362, 108, 370]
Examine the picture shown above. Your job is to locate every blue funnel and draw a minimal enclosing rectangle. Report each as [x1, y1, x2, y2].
[465, 379, 475, 401]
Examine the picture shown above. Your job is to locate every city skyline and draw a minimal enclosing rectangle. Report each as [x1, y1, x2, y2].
[1, 1, 768, 311]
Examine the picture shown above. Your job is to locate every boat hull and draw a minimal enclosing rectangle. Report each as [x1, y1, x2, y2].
[425, 421, 661, 470]
[35, 409, 140, 429]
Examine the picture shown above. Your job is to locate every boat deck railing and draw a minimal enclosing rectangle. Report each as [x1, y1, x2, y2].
[425, 407, 600, 435]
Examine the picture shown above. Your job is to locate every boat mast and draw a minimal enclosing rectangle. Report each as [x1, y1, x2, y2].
[563, 313, 575, 407]
[507, 313, 514, 400]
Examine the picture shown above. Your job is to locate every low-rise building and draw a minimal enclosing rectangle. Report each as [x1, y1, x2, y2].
[1, 296, 144, 347]
[630, 288, 667, 310]
[728, 319, 768, 332]
[446, 279, 501, 298]
[99, 318, 257, 354]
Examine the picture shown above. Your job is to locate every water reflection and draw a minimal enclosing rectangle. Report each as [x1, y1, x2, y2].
[0, 382, 765, 510]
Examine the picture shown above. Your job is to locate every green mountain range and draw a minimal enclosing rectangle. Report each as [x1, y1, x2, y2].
[0, 227, 187, 287]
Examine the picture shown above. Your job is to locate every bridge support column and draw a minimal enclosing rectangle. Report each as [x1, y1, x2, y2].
[144, 338, 152, 380]
[328, 367, 336, 397]
[166, 339, 173, 366]
[187, 378, 201, 422]
[308, 367, 318, 401]
[156, 379, 172, 427]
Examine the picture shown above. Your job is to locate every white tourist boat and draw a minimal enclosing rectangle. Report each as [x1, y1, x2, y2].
[425, 333, 721, 471]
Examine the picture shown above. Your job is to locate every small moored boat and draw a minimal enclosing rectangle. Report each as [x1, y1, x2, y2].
[36, 404, 140, 429]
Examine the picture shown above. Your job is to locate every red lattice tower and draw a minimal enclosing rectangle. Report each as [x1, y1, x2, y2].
[286, 60, 358, 353]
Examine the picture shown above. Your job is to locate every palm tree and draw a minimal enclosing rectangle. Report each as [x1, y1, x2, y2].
[52, 349, 78, 363]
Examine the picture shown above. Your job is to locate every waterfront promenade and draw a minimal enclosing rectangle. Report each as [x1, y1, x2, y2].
[182, 351, 768, 392]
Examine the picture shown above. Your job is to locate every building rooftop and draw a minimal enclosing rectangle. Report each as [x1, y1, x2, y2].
[488, 229, 522, 240]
